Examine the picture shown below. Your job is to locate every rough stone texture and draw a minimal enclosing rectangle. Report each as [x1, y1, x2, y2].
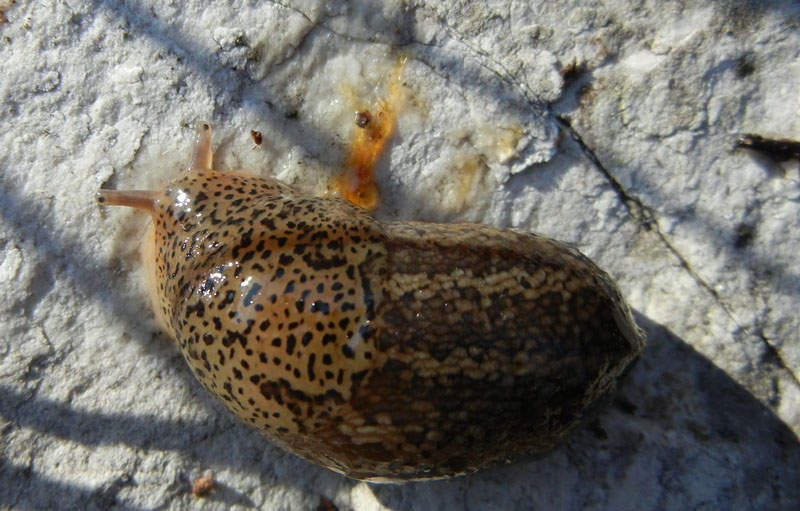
[1, 0, 799, 510]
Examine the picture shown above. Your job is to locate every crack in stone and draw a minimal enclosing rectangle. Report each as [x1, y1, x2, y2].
[554, 115, 800, 385]
[555, 114, 728, 301]
[406, 55, 471, 104]
[265, 0, 316, 26]
[416, 1, 553, 110]
[752, 322, 800, 389]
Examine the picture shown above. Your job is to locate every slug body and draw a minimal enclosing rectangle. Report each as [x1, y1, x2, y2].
[98, 122, 645, 482]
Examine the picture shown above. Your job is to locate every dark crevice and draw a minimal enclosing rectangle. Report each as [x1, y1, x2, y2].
[555, 114, 726, 302]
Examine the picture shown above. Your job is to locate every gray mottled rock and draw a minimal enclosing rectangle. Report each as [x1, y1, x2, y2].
[1, 0, 798, 509]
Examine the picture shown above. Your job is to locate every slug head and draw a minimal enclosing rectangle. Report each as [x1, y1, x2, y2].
[96, 122, 224, 332]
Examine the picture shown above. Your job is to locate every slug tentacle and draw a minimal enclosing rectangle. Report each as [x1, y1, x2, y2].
[188, 121, 213, 172]
[97, 121, 645, 482]
[95, 190, 159, 213]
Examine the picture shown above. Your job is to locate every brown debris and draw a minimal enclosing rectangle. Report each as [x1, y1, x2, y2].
[737, 133, 800, 163]
[354, 110, 371, 128]
[250, 130, 263, 147]
[191, 474, 214, 498]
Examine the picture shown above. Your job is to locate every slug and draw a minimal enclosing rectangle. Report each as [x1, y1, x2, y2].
[97, 121, 645, 482]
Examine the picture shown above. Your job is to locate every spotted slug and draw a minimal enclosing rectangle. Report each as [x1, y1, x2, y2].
[97, 121, 645, 482]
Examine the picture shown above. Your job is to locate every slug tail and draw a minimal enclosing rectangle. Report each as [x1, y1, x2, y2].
[188, 121, 213, 171]
[96, 190, 158, 212]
